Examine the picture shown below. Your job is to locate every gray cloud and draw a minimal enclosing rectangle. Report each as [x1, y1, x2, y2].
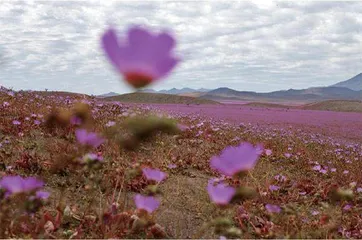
[0, 1, 361, 94]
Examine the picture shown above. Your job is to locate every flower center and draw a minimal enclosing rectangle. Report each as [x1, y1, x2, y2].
[124, 72, 153, 88]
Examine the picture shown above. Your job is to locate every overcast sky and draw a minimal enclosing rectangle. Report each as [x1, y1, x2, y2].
[1, 1, 362, 94]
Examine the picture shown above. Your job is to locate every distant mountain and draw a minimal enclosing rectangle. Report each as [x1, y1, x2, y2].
[332, 73, 362, 91]
[98, 74, 361, 102]
[97, 92, 120, 98]
[141, 88, 211, 95]
[201, 86, 362, 102]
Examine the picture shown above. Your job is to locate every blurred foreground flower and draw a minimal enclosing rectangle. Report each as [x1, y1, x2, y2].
[207, 180, 235, 205]
[142, 168, 167, 183]
[75, 129, 104, 148]
[101, 26, 180, 88]
[210, 142, 261, 176]
[265, 204, 281, 213]
[0, 176, 44, 195]
[134, 194, 160, 213]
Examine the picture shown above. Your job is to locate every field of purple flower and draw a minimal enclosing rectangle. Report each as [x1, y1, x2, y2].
[146, 103, 362, 144]
[1, 24, 362, 239]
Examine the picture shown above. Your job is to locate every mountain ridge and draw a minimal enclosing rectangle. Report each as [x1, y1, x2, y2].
[97, 73, 362, 102]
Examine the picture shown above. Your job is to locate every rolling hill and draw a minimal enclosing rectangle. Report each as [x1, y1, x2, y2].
[302, 100, 362, 113]
[201, 86, 362, 103]
[103, 92, 219, 104]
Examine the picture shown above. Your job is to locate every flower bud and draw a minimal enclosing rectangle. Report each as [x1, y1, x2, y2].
[230, 186, 258, 203]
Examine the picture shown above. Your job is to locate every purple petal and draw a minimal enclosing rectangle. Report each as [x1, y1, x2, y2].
[0, 176, 43, 194]
[210, 142, 260, 176]
[22, 177, 44, 191]
[154, 57, 180, 79]
[0, 176, 24, 193]
[142, 168, 167, 182]
[101, 28, 122, 68]
[265, 204, 281, 213]
[134, 194, 160, 213]
[269, 185, 280, 191]
[36, 190, 50, 200]
[207, 181, 235, 205]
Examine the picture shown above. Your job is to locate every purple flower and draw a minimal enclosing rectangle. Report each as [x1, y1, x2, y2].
[357, 187, 362, 193]
[0, 176, 44, 195]
[142, 168, 167, 183]
[311, 210, 320, 216]
[284, 153, 291, 158]
[34, 120, 41, 125]
[343, 204, 352, 211]
[177, 124, 189, 131]
[134, 194, 160, 213]
[330, 168, 337, 172]
[167, 164, 177, 169]
[75, 129, 104, 148]
[207, 181, 235, 205]
[312, 165, 321, 171]
[265, 204, 281, 213]
[35, 190, 50, 200]
[101, 26, 180, 88]
[265, 149, 272, 156]
[12, 120, 21, 125]
[269, 185, 280, 191]
[105, 121, 116, 127]
[274, 174, 287, 182]
[343, 170, 349, 175]
[210, 142, 261, 176]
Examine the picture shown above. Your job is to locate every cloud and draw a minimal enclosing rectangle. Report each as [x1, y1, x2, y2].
[0, 1, 362, 94]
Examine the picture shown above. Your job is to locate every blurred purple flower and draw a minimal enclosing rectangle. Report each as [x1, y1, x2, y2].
[343, 170, 349, 174]
[330, 168, 337, 172]
[284, 153, 291, 158]
[265, 149, 272, 156]
[177, 123, 188, 131]
[101, 26, 179, 88]
[167, 164, 177, 169]
[34, 120, 41, 125]
[35, 190, 50, 200]
[207, 180, 235, 205]
[134, 194, 160, 213]
[265, 204, 281, 213]
[311, 210, 320, 216]
[0, 176, 44, 195]
[75, 129, 104, 148]
[343, 204, 352, 211]
[274, 174, 287, 182]
[357, 187, 362, 193]
[210, 142, 261, 176]
[105, 121, 116, 127]
[312, 165, 321, 171]
[142, 168, 167, 183]
[269, 185, 280, 191]
[12, 120, 21, 125]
